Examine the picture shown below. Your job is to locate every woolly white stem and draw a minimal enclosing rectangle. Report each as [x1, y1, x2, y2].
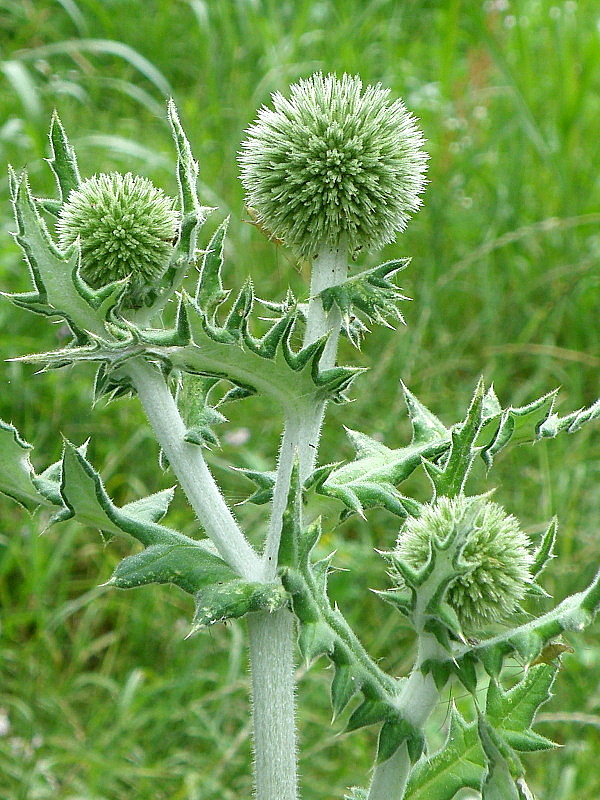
[248, 241, 348, 800]
[262, 241, 348, 578]
[248, 608, 298, 800]
[368, 637, 445, 800]
[126, 358, 262, 581]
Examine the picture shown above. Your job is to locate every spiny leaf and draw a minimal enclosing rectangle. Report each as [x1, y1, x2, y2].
[196, 218, 231, 317]
[6, 169, 129, 340]
[402, 382, 448, 445]
[178, 374, 227, 449]
[531, 518, 557, 579]
[424, 378, 485, 498]
[405, 707, 482, 800]
[468, 570, 600, 678]
[319, 258, 410, 347]
[405, 665, 557, 800]
[478, 390, 557, 467]
[0, 419, 47, 511]
[316, 426, 448, 518]
[167, 98, 214, 262]
[538, 397, 600, 437]
[277, 467, 401, 723]
[478, 716, 521, 800]
[47, 110, 80, 202]
[235, 467, 277, 505]
[377, 718, 426, 764]
[120, 487, 175, 524]
[190, 579, 287, 632]
[109, 540, 235, 595]
[57, 440, 194, 548]
[485, 664, 557, 752]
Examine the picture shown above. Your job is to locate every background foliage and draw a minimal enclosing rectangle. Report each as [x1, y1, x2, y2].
[0, 1, 598, 798]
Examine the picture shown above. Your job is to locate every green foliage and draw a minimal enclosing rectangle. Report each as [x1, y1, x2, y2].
[405, 665, 557, 800]
[0, 427, 286, 634]
[1, 2, 599, 799]
[319, 259, 411, 347]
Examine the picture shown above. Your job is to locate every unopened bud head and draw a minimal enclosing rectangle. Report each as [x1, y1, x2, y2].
[394, 496, 534, 630]
[57, 172, 179, 307]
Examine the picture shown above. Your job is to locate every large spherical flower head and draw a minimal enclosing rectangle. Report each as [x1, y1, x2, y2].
[393, 496, 534, 630]
[57, 172, 179, 307]
[239, 73, 428, 258]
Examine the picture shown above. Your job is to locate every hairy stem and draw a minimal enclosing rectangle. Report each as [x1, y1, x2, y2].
[262, 240, 348, 576]
[248, 608, 298, 800]
[126, 357, 262, 581]
[368, 638, 444, 800]
[248, 241, 348, 800]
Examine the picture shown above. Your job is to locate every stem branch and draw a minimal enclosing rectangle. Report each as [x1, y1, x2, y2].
[249, 240, 348, 800]
[126, 357, 262, 581]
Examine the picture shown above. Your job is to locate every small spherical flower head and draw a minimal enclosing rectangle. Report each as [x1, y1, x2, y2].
[393, 496, 534, 630]
[239, 73, 428, 258]
[57, 172, 179, 307]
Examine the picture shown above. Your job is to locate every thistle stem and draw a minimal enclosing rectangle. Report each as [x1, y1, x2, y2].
[247, 241, 348, 800]
[367, 637, 444, 800]
[262, 240, 348, 576]
[126, 358, 262, 581]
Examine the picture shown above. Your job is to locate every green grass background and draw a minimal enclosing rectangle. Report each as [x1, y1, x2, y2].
[0, 0, 598, 797]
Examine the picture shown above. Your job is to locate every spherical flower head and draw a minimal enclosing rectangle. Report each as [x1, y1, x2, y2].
[239, 73, 427, 258]
[393, 496, 534, 630]
[57, 172, 179, 307]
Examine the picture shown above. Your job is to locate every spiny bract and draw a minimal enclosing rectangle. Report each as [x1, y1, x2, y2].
[239, 72, 428, 258]
[394, 496, 534, 630]
[57, 172, 179, 307]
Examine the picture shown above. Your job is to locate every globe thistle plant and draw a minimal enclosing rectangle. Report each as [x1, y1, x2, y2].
[393, 495, 534, 630]
[57, 172, 179, 306]
[3, 96, 599, 800]
[239, 72, 428, 258]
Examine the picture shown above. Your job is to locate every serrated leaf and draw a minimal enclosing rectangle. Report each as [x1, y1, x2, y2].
[478, 716, 520, 800]
[47, 110, 80, 202]
[0, 419, 47, 511]
[319, 259, 410, 347]
[190, 579, 287, 631]
[110, 540, 234, 595]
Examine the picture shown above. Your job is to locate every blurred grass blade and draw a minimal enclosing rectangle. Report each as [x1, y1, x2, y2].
[0, 60, 43, 122]
[56, 0, 89, 35]
[15, 39, 172, 97]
